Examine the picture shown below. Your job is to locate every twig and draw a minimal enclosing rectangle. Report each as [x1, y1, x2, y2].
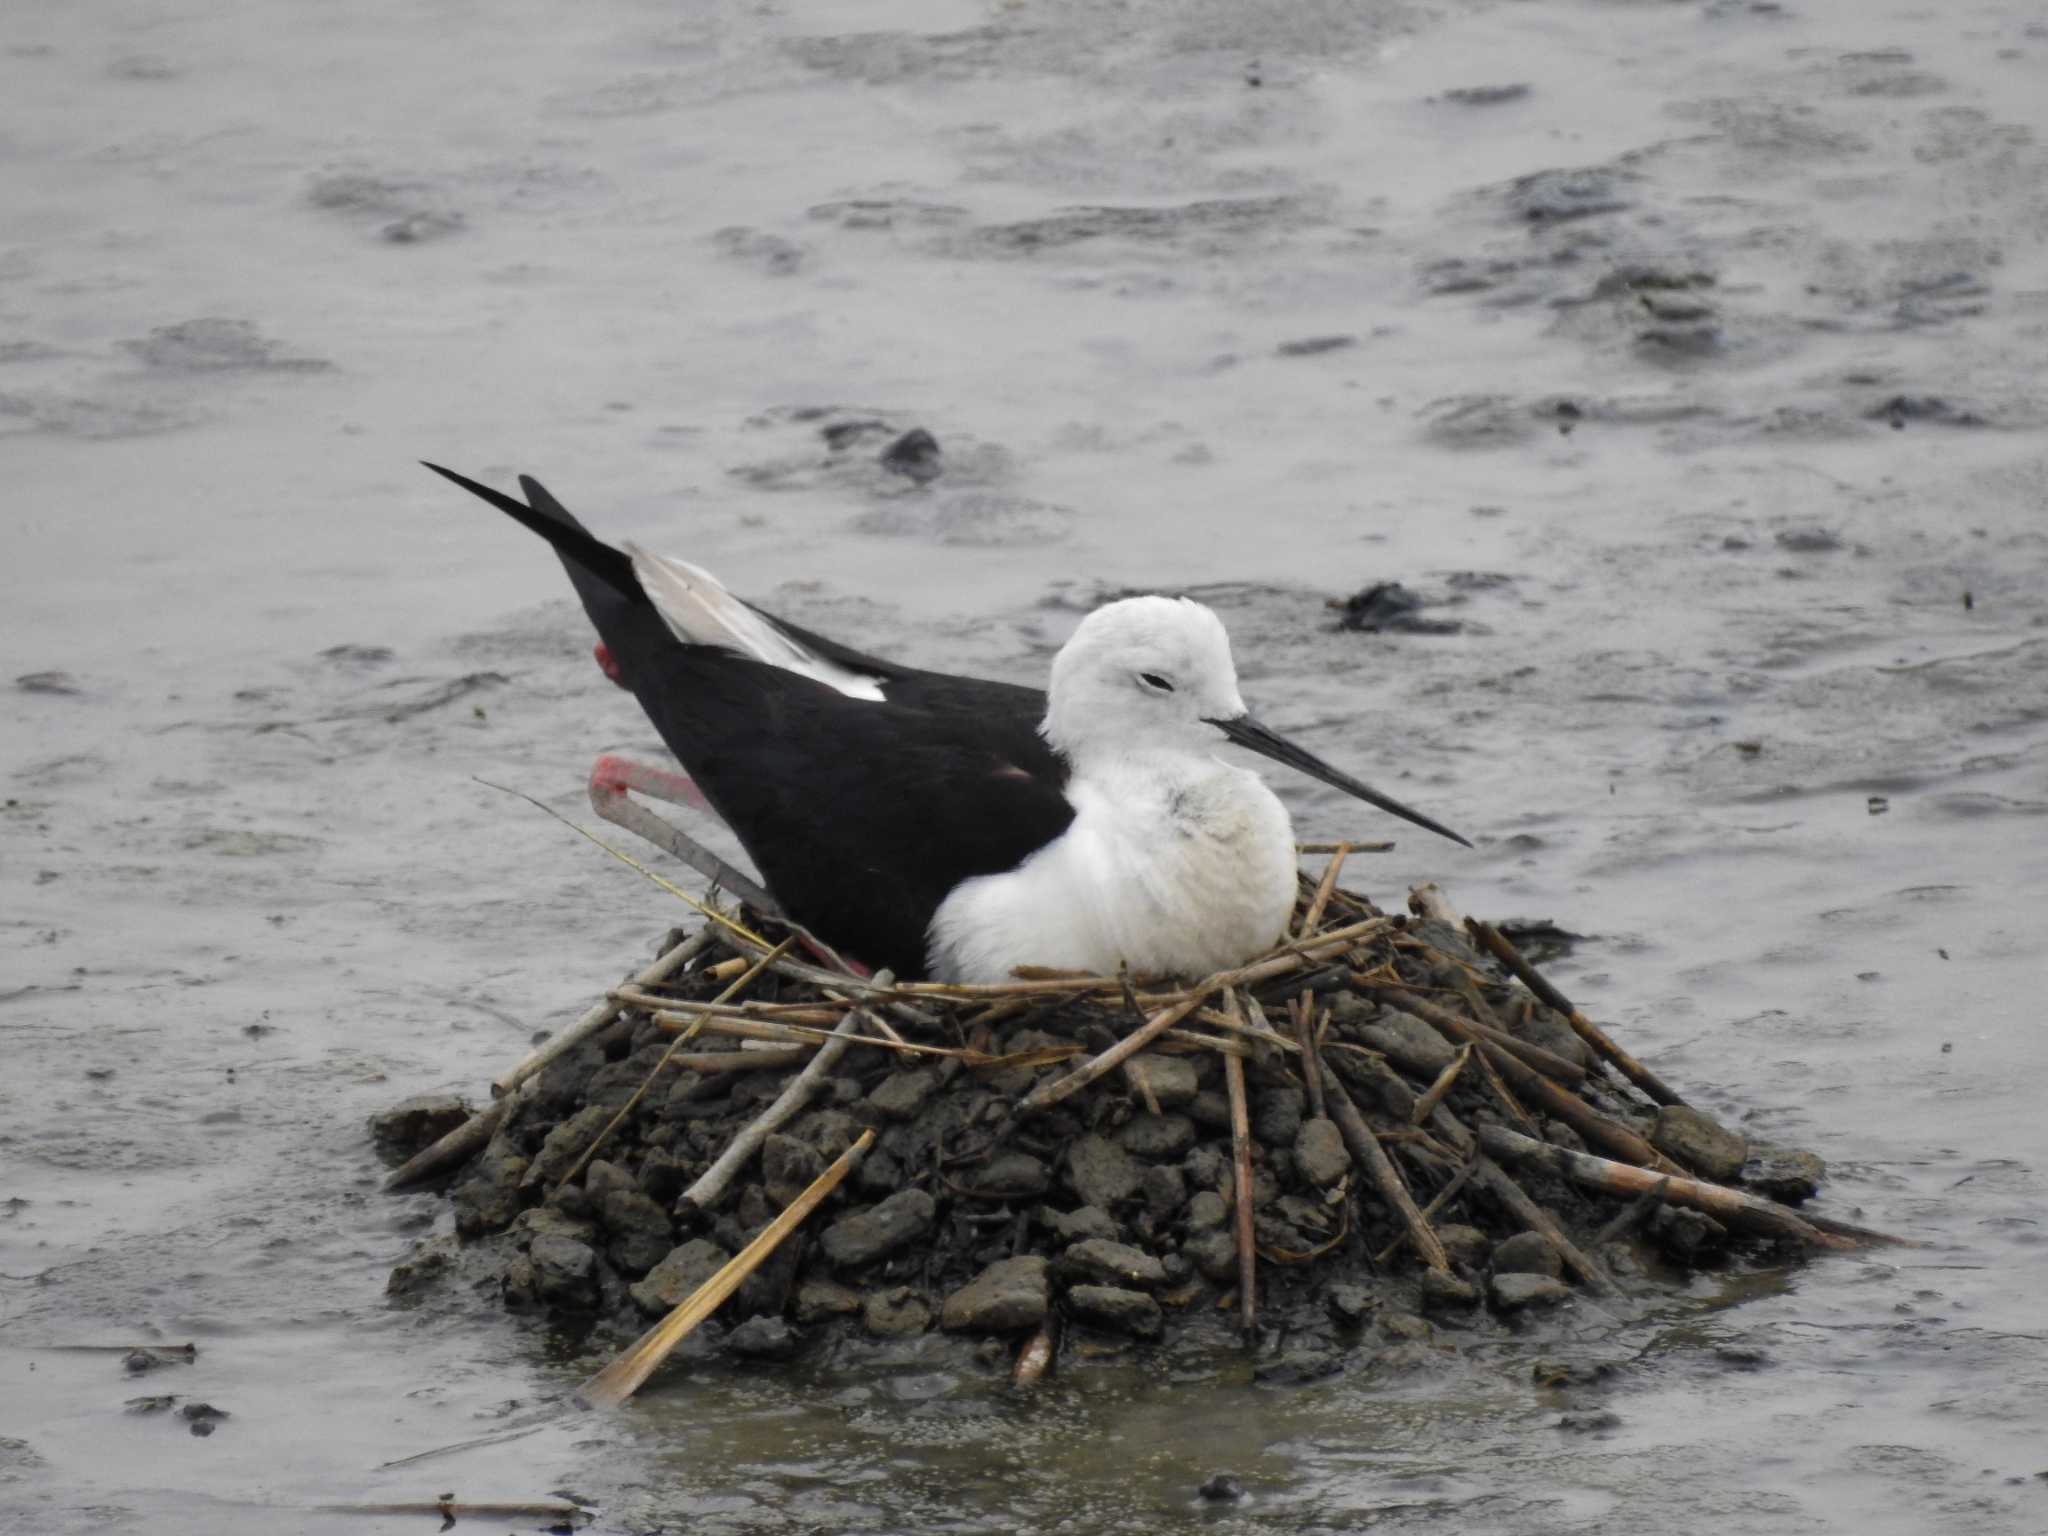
[580, 1129, 875, 1408]
[1359, 982, 1587, 1084]
[679, 975, 891, 1213]
[1428, 1107, 1619, 1295]
[1296, 840, 1394, 854]
[1475, 1124, 1873, 1251]
[1590, 1177, 1670, 1248]
[1372, 1151, 1482, 1265]
[558, 938, 796, 1190]
[1467, 1034, 1542, 1135]
[1409, 1042, 1472, 1127]
[1293, 997, 1327, 1122]
[1465, 916, 1688, 1107]
[1222, 1039, 1258, 1338]
[494, 927, 717, 1099]
[1318, 1061, 1451, 1274]
[1296, 844, 1351, 937]
[385, 1079, 533, 1192]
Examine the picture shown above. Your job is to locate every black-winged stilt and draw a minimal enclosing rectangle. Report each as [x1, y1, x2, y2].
[425, 464, 1469, 982]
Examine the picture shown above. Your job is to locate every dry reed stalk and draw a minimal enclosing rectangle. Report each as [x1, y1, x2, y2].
[1316, 1061, 1451, 1274]
[1125, 1057, 1165, 1116]
[662, 1046, 815, 1075]
[1013, 1316, 1060, 1386]
[1375, 985, 1670, 1171]
[1296, 840, 1394, 854]
[679, 981, 888, 1212]
[1427, 1106, 1620, 1295]
[1222, 1043, 1258, 1337]
[580, 1128, 875, 1409]
[1358, 983, 1588, 1084]
[1296, 843, 1352, 937]
[555, 938, 795, 1191]
[1292, 997, 1327, 1122]
[1372, 1152, 1482, 1265]
[1409, 1043, 1473, 1127]
[1467, 1035, 1542, 1136]
[1475, 1125, 1869, 1251]
[492, 926, 718, 1099]
[1464, 916, 1688, 1108]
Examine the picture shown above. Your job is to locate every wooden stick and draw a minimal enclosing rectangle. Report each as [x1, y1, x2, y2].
[1474, 1125, 1869, 1251]
[1296, 844, 1351, 937]
[1317, 1060, 1451, 1274]
[678, 976, 889, 1213]
[558, 938, 795, 1190]
[1222, 1047, 1258, 1337]
[1357, 982, 1587, 1084]
[1465, 916, 1688, 1107]
[662, 1046, 814, 1076]
[1409, 1042, 1472, 1127]
[1375, 986, 1669, 1171]
[1296, 840, 1394, 854]
[580, 1129, 875, 1408]
[1013, 1316, 1059, 1386]
[384, 1078, 532, 1192]
[1467, 1033, 1541, 1135]
[1427, 1107, 1619, 1294]
[491, 927, 717, 1099]
[1293, 998, 1327, 1122]
[1372, 1152, 1482, 1265]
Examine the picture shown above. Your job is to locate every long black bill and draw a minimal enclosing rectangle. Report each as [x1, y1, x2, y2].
[1207, 713, 1473, 849]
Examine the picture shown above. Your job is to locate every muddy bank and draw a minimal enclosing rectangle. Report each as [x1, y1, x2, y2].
[381, 883, 1844, 1388]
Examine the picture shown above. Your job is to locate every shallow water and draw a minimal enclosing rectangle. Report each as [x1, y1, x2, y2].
[4, 0, 2046, 1531]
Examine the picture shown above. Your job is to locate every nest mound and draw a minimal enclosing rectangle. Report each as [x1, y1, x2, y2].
[380, 876, 1857, 1385]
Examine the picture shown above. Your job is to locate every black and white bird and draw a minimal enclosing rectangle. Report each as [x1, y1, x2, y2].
[426, 464, 1469, 982]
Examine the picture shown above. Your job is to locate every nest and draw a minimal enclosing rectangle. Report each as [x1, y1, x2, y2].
[381, 862, 1888, 1405]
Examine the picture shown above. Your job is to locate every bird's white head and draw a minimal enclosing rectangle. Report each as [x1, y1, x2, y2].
[1041, 596, 1248, 761]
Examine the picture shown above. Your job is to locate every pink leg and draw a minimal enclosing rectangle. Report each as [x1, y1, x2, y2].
[590, 752, 716, 816]
[594, 642, 628, 689]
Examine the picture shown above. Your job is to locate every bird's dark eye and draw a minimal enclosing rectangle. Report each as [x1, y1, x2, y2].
[1138, 672, 1175, 693]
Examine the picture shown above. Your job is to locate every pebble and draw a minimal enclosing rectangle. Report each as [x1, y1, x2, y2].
[528, 1233, 598, 1310]
[1044, 1204, 1121, 1244]
[1292, 1118, 1349, 1188]
[367, 1093, 470, 1160]
[1252, 1084, 1305, 1148]
[1118, 1112, 1196, 1161]
[1490, 1272, 1572, 1312]
[1184, 1189, 1228, 1232]
[1062, 1133, 1144, 1208]
[1183, 1230, 1238, 1283]
[1325, 1282, 1377, 1327]
[862, 1285, 931, 1337]
[793, 1277, 861, 1323]
[630, 1238, 731, 1317]
[601, 1188, 674, 1276]
[820, 1188, 936, 1269]
[1741, 1143, 1826, 1202]
[1065, 1284, 1163, 1339]
[726, 1316, 800, 1360]
[1197, 1474, 1245, 1503]
[867, 1068, 937, 1122]
[1420, 1269, 1479, 1312]
[940, 1255, 1050, 1332]
[1128, 1053, 1198, 1107]
[1652, 1105, 1748, 1181]
[760, 1133, 823, 1205]
[1058, 1238, 1167, 1290]
[977, 1151, 1051, 1197]
[1491, 1231, 1564, 1278]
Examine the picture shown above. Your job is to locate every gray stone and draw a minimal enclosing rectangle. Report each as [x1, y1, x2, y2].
[1491, 1231, 1563, 1279]
[369, 1093, 470, 1161]
[793, 1107, 862, 1159]
[1650, 1205, 1727, 1263]
[761, 1133, 824, 1206]
[1183, 1229, 1238, 1283]
[602, 1188, 675, 1276]
[1184, 1189, 1228, 1232]
[1059, 1238, 1167, 1290]
[583, 1158, 636, 1206]
[528, 1232, 598, 1309]
[386, 1234, 456, 1300]
[1046, 1205, 1121, 1244]
[1541, 1119, 1586, 1153]
[1741, 1143, 1826, 1202]
[1325, 1282, 1377, 1327]
[1126, 1053, 1198, 1108]
[630, 1238, 731, 1317]
[1652, 1106, 1748, 1181]
[726, 1316, 800, 1360]
[1514, 1009, 1592, 1069]
[1066, 1284, 1163, 1338]
[1253, 1349, 1341, 1386]
[1188, 1091, 1232, 1131]
[1292, 1118, 1350, 1189]
[1183, 1145, 1228, 1191]
[976, 1152, 1050, 1198]
[1378, 1310, 1434, 1343]
[1117, 1112, 1196, 1161]
[854, 1148, 902, 1198]
[867, 1069, 938, 1122]
[1062, 1133, 1144, 1208]
[940, 1256, 1050, 1332]
[793, 1277, 861, 1323]
[862, 1285, 931, 1337]
[1420, 1269, 1479, 1312]
[1437, 1223, 1490, 1269]
[1491, 1272, 1572, 1311]
[820, 1188, 936, 1269]
[510, 1204, 595, 1248]
[1357, 1012, 1458, 1076]
[1367, 1341, 1440, 1375]
[526, 1104, 612, 1188]
[1556, 1409, 1623, 1434]
[1252, 1084, 1305, 1148]
[1141, 1164, 1186, 1220]
[451, 1134, 530, 1239]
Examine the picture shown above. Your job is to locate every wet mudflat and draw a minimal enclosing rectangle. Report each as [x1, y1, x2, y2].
[4, 0, 2046, 1532]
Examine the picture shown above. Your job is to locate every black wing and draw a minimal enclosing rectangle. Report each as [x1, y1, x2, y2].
[425, 465, 1073, 976]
